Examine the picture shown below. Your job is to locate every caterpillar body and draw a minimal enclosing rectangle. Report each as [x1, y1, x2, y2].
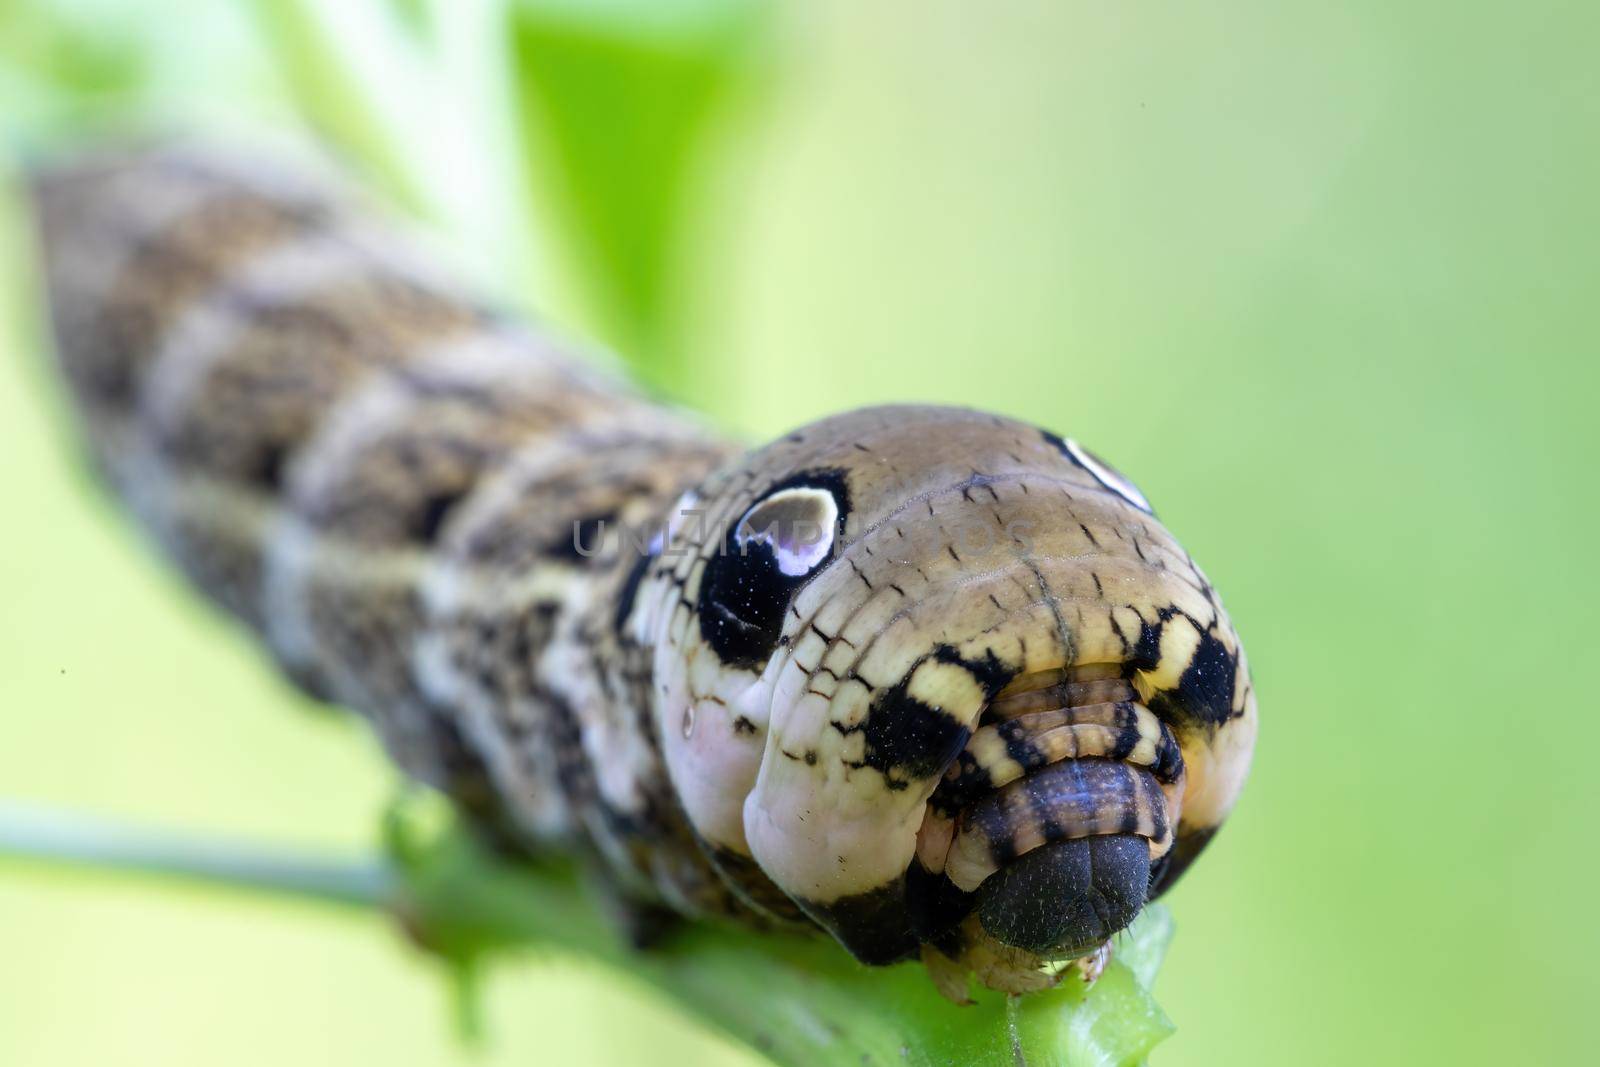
[30, 143, 1257, 998]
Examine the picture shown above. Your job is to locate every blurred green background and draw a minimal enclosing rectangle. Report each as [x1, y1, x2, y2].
[2, 1, 1597, 1064]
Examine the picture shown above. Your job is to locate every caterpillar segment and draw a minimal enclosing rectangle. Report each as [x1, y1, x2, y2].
[32, 143, 1257, 999]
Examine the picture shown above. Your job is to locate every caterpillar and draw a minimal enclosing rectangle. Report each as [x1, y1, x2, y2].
[28, 142, 1257, 999]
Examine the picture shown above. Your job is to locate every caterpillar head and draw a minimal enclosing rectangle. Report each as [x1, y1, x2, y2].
[638, 405, 1256, 997]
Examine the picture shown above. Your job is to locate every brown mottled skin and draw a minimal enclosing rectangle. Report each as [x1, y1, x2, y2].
[31, 143, 1256, 998]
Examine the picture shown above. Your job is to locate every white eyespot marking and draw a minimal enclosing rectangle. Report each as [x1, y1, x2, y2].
[736, 487, 840, 577]
[1063, 438, 1153, 513]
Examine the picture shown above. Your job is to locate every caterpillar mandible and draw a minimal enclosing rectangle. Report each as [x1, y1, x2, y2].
[29, 142, 1257, 999]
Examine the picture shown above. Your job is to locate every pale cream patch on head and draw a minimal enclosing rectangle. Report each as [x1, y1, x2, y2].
[1178, 687, 1258, 831]
[655, 636, 785, 857]
[906, 658, 988, 716]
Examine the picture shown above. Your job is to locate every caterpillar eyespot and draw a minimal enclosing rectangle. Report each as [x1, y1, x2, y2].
[30, 143, 1257, 999]
[736, 485, 840, 578]
[697, 473, 849, 670]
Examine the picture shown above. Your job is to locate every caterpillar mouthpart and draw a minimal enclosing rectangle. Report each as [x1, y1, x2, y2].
[908, 666, 1187, 998]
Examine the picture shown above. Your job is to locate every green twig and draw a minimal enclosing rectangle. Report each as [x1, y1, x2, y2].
[0, 800, 392, 907]
[0, 798, 1174, 1066]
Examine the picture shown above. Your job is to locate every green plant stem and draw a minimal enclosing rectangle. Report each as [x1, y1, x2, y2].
[0, 798, 1174, 1067]
[0, 800, 392, 907]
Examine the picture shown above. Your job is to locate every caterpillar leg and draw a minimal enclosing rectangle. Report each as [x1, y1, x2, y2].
[1071, 940, 1113, 984]
[918, 916, 1114, 1003]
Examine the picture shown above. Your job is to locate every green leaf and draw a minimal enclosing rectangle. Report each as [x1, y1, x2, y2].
[506, 0, 774, 388]
[245, 0, 549, 309]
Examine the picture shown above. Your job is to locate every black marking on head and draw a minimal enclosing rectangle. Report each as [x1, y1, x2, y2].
[1130, 609, 1170, 673]
[1134, 607, 1240, 727]
[931, 644, 1017, 700]
[697, 468, 850, 671]
[1040, 429, 1071, 459]
[1170, 626, 1239, 724]
[859, 683, 971, 788]
[871, 647, 1014, 795]
[796, 880, 918, 965]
